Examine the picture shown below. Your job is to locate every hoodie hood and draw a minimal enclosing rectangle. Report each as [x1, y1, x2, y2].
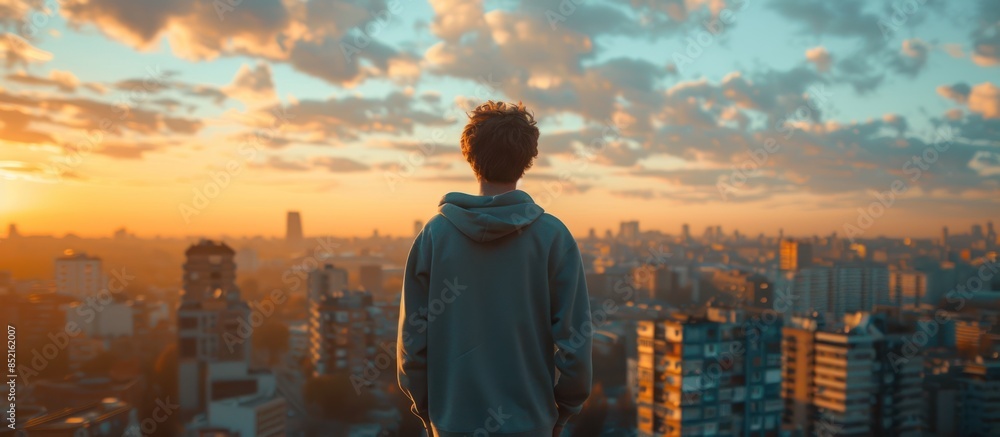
[437, 190, 544, 242]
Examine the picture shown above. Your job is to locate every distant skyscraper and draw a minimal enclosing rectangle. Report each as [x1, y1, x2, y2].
[972, 223, 984, 239]
[782, 313, 923, 436]
[286, 211, 303, 243]
[778, 267, 832, 315]
[779, 239, 812, 271]
[620, 221, 639, 240]
[55, 251, 103, 298]
[886, 270, 929, 308]
[309, 290, 375, 376]
[831, 263, 888, 317]
[307, 264, 348, 301]
[778, 263, 887, 318]
[632, 265, 680, 304]
[359, 264, 383, 295]
[636, 307, 783, 436]
[681, 223, 690, 242]
[7, 223, 18, 238]
[941, 226, 950, 247]
[413, 220, 424, 238]
[177, 240, 250, 419]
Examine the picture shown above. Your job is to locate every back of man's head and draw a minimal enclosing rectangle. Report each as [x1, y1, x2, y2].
[461, 100, 539, 183]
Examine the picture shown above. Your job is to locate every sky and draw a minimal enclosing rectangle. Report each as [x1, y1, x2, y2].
[0, 0, 998, 239]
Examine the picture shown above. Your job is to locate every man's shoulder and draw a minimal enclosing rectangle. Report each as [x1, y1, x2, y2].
[535, 212, 572, 236]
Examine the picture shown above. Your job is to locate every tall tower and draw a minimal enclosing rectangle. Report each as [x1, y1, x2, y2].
[782, 313, 923, 436]
[413, 220, 424, 238]
[309, 290, 375, 376]
[286, 211, 303, 243]
[55, 251, 103, 298]
[7, 223, 18, 238]
[619, 221, 639, 240]
[780, 239, 813, 271]
[307, 264, 348, 301]
[636, 308, 783, 436]
[177, 240, 250, 419]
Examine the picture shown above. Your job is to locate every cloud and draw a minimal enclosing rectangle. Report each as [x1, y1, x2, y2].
[0, 108, 56, 144]
[224, 62, 276, 107]
[255, 155, 310, 172]
[96, 142, 161, 159]
[805, 46, 832, 72]
[889, 39, 930, 77]
[1, 32, 53, 66]
[938, 82, 972, 104]
[970, 0, 1000, 66]
[939, 82, 1000, 119]
[6, 69, 80, 92]
[313, 156, 369, 173]
[271, 91, 450, 141]
[968, 83, 1000, 119]
[0, 88, 204, 136]
[56, 0, 413, 86]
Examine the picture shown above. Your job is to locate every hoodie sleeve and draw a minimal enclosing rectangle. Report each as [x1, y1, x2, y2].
[549, 235, 593, 426]
[398, 229, 432, 431]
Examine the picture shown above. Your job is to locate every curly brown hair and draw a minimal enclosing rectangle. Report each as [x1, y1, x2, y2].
[460, 100, 539, 183]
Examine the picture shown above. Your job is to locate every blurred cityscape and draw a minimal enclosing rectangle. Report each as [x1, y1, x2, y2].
[1, 213, 999, 436]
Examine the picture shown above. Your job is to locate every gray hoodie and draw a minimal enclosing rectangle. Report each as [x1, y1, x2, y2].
[397, 190, 593, 437]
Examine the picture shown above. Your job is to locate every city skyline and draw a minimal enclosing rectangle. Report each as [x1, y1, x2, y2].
[2, 1, 998, 239]
[2, 215, 994, 241]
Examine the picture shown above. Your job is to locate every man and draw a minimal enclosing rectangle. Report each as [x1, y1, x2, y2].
[397, 101, 593, 437]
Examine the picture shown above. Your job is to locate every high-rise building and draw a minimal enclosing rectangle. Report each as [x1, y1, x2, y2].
[636, 307, 783, 436]
[941, 226, 949, 247]
[308, 290, 375, 376]
[633, 265, 681, 305]
[831, 263, 888, 318]
[681, 223, 691, 242]
[709, 270, 773, 308]
[777, 264, 888, 318]
[359, 264, 383, 295]
[620, 221, 640, 240]
[7, 223, 18, 238]
[177, 240, 251, 419]
[55, 251, 103, 298]
[307, 264, 348, 301]
[972, 223, 984, 239]
[958, 355, 1000, 436]
[779, 239, 813, 271]
[781, 313, 923, 436]
[286, 211, 303, 243]
[885, 270, 929, 309]
[413, 220, 424, 238]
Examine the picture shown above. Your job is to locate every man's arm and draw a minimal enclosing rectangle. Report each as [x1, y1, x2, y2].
[549, 237, 593, 427]
[397, 229, 432, 434]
